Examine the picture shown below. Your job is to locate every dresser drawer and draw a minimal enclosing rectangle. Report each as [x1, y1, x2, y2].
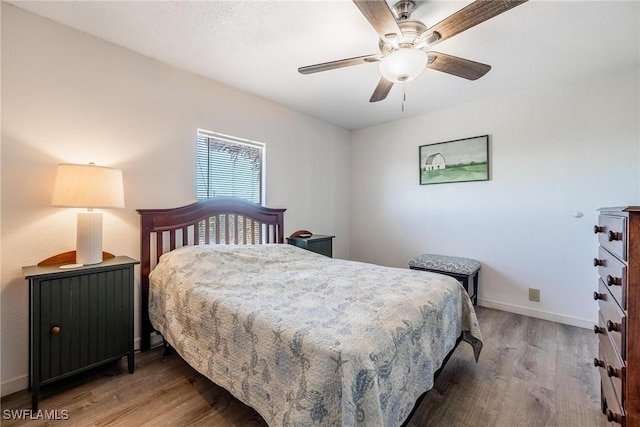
[597, 330, 625, 409]
[595, 250, 627, 310]
[596, 215, 627, 261]
[598, 302, 626, 361]
[599, 347, 626, 425]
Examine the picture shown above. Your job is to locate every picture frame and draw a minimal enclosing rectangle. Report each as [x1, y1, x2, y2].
[419, 135, 489, 185]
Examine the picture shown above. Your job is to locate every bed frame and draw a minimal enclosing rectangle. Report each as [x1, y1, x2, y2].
[136, 197, 286, 351]
[136, 197, 472, 425]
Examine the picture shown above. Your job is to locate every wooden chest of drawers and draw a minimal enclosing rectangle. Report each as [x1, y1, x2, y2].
[594, 207, 640, 426]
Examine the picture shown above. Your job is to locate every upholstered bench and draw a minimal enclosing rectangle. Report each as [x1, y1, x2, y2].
[409, 254, 480, 305]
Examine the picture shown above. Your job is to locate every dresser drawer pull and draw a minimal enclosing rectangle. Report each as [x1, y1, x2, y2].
[593, 291, 605, 301]
[594, 225, 605, 234]
[594, 357, 605, 368]
[607, 409, 624, 424]
[606, 320, 621, 332]
[607, 365, 622, 378]
[594, 325, 605, 334]
[594, 258, 604, 267]
[50, 326, 61, 335]
[608, 230, 622, 242]
[606, 275, 622, 286]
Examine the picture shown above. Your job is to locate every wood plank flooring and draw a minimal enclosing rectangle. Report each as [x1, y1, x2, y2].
[1, 307, 607, 426]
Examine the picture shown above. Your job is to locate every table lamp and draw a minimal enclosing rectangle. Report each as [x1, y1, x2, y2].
[51, 163, 125, 267]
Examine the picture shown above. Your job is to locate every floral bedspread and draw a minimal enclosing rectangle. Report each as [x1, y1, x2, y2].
[149, 244, 482, 427]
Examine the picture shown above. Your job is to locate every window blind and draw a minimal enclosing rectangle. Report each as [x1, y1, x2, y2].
[196, 130, 264, 204]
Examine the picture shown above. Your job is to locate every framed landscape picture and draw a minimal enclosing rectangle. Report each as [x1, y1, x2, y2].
[419, 135, 489, 185]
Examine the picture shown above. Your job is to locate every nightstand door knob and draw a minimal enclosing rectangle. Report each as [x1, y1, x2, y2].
[594, 325, 605, 334]
[594, 291, 605, 301]
[594, 258, 604, 267]
[50, 326, 61, 335]
[594, 225, 605, 234]
[594, 357, 605, 368]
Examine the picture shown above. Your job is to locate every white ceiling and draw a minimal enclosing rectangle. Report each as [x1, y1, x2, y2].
[9, 0, 640, 130]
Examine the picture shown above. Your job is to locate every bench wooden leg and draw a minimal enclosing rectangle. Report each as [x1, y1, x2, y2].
[471, 272, 479, 305]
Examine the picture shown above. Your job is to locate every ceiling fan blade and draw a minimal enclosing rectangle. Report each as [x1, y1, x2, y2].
[298, 54, 382, 75]
[426, 52, 491, 80]
[353, 0, 403, 41]
[370, 77, 394, 102]
[423, 0, 528, 47]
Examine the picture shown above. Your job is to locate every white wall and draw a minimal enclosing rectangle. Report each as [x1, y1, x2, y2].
[1, 4, 351, 396]
[350, 67, 640, 328]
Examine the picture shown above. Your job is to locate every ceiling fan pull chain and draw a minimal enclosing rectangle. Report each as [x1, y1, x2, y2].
[402, 83, 406, 112]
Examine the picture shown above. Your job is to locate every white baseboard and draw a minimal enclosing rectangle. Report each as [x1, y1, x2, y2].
[478, 298, 596, 330]
[1, 374, 28, 397]
[1, 334, 165, 397]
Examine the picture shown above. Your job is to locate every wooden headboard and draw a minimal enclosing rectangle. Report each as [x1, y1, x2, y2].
[136, 197, 286, 351]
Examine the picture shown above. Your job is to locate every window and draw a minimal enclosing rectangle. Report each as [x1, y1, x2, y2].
[196, 129, 265, 204]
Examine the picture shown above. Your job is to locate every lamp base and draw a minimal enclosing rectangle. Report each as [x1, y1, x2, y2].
[76, 211, 103, 265]
[59, 263, 84, 269]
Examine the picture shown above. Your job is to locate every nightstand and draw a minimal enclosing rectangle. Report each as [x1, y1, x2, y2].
[23, 255, 139, 411]
[287, 235, 335, 257]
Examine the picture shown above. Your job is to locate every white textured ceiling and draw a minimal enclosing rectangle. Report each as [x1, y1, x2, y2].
[10, 0, 640, 130]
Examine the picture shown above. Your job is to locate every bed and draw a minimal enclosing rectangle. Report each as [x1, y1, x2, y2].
[137, 197, 482, 427]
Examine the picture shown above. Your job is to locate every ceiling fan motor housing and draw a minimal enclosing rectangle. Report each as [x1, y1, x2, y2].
[378, 19, 427, 55]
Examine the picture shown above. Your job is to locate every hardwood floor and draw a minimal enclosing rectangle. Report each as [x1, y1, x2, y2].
[1, 307, 607, 426]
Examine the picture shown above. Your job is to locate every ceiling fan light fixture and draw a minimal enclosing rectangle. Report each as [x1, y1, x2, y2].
[379, 48, 428, 83]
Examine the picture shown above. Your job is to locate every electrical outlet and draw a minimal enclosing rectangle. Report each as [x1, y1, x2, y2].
[529, 288, 540, 302]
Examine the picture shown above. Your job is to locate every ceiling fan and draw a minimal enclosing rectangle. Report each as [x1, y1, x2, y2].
[298, 0, 528, 103]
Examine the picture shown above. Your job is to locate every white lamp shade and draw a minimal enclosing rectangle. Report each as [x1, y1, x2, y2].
[379, 48, 429, 83]
[52, 163, 125, 209]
